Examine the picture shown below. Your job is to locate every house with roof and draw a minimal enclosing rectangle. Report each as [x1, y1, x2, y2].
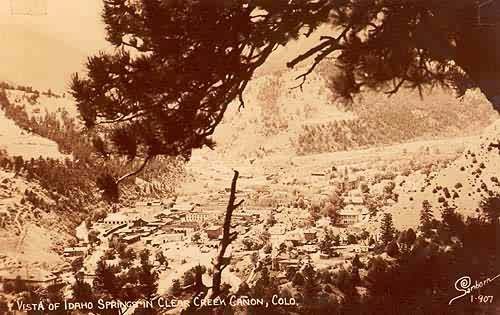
[103, 213, 135, 226]
[344, 189, 364, 205]
[102, 223, 127, 237]
[338, 208, 360, 225]
[205, 226, 223, 240]
[183, 211, 215, 223]
[271, 254, 301, 272]
[171, 202, 195, 212]
[0, 267, 60, 289]
[284, 230, 304, 246]
[122, 235, 141, 244]
[131, 218, 149, 227]
[303, 229, 318, 242]
[169, 222, 198, 234]
[150, 233, 184, 245]
[63, 246, 88, 257]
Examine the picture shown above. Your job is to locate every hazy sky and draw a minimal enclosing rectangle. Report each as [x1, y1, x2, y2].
[0, 0, 331, 93]
[0, 0, 109, 92]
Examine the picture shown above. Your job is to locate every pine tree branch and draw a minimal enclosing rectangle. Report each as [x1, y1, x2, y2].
[116, 155, 153, 185]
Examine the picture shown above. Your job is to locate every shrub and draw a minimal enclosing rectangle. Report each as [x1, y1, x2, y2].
[385, 241, 400, 257]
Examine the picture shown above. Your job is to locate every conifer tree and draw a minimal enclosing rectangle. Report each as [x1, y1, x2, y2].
[419, 200, 434, 236]
[380, 213, 396, 246]
[480, 195, 500, 224]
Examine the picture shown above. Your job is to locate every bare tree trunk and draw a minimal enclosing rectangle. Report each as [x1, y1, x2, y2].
[211, 170, 244, 298]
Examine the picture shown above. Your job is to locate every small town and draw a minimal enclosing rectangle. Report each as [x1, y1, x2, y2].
[1, 155, 403, 313]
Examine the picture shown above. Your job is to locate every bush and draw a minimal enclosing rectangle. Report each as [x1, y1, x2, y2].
[170, 279, 181, 296]
[385, 241, 400, 257]
[292, 272, 305, 286]
[182, 271, 195, 286]
[3, 282, 14, 293]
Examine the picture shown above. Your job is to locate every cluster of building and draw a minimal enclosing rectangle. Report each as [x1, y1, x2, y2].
[81, 201, 270, 253]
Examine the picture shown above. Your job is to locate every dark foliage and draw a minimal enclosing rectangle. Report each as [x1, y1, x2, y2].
[71, 0, 500, 197]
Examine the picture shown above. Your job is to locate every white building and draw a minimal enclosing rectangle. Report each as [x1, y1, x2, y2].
[183, 212, 214, 223]
[338, 208, 360, 225]
[103, 213, 135, 225]
[148, 233, 184, 246]
[171, 202, 195, 212]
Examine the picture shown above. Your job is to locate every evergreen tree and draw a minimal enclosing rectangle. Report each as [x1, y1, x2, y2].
[398, 228, 417, 252]
[351, 265, 361, 286]
[319, 227, 335, 257]
[440, 205, 465, 242]
[352, 254, 363, 269]
[480, 194, 500, 224]
[292, 272, 305, 287]
[72, 275, 93, 303]
[93, 259, 120, 296]
[419, 200, 434, 236]
[170, 279, 181, 296]
[302, 264, 318, 303]
[380, 213, 396, 246]
[138, 250, 158, 299]
[260, 266, 271, 287]
[183, 270, 196, 287]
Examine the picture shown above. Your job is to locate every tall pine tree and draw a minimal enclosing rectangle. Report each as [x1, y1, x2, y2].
[419, 200, 434, 236]
[380, 213, 396, 246]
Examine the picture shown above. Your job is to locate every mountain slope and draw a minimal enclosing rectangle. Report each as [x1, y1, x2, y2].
[0, 169, 77, 270]
[0, 102, 66, 160]
[387, 119, 500, 229]
[212, 67, 498, 161]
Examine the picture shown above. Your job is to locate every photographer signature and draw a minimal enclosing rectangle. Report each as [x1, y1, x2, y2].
[449, 273, 500, 305]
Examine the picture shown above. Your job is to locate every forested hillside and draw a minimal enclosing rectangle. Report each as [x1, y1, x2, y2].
[213, 68, 498, 159]
[0, 85, 186, 201]
[0, 83, 186, 230]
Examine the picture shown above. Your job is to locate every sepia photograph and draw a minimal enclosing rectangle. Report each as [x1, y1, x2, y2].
[0, 0, 499, 314]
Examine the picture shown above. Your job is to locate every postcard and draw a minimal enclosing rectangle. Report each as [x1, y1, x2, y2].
[0, 1, 499, 314]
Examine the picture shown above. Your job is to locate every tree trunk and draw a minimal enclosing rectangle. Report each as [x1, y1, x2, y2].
[211, 170, 243, 298]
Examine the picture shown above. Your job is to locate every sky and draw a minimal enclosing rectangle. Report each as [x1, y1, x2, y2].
[0, 0, 332, 93]
[0, 0, 109, 92]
